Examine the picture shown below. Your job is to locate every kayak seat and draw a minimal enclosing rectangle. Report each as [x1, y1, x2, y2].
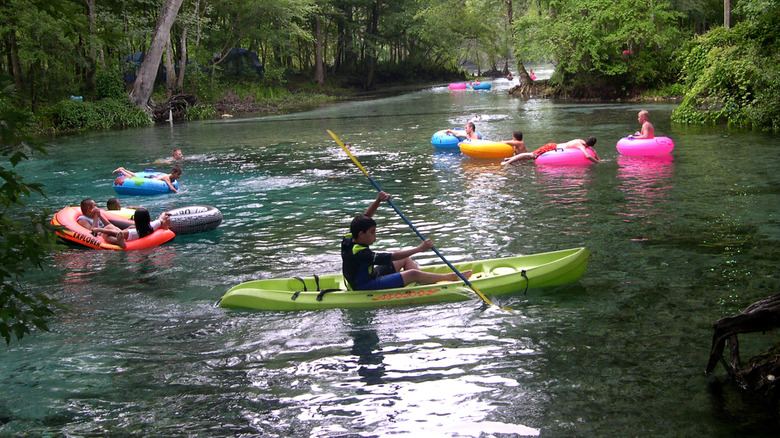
[289, 276, 344, 301]
[491, 266, 516, 276]
[290, 276, 318, 300]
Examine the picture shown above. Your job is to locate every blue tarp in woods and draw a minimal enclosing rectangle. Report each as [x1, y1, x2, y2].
[123, 52, 167, 84]
[220, 48, 264, 77]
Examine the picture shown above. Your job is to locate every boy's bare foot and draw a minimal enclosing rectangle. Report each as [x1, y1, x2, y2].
[448, 270, 472, 281]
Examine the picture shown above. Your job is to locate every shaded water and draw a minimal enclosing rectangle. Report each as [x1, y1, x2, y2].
[3, 80, 780, 437]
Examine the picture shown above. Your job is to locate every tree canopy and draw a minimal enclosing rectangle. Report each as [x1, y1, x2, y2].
[2, 0, 771, 106]
[672, 0, 780, 131]
[0, 78, 59, 345]
[513, 0, 685, 97]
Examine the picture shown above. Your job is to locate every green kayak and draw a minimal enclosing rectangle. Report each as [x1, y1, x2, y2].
[220, 247, 590, 311]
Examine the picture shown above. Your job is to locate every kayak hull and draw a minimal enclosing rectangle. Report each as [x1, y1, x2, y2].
[220, 247, 590, 311]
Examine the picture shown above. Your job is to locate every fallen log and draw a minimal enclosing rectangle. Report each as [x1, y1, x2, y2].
[706, 293, 780, 393]
[508, 80, 549, 98]
[152, 94, 198, 123]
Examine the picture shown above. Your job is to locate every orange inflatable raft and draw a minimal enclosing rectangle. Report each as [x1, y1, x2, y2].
[51, 206, 175, 251]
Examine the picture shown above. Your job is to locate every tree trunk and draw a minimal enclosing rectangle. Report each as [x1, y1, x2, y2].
[365, 1, 380, 89]
[177, 23, 188, 91]
[129, 0, 185, 111]
[505, 0, 513, 74]
[178, 0, 197, 91]
[7, 37, 25, 104]
[724, 0, 731, 28]
[505, 0, 531, 86]
[86, 0, 97, 87]
[340, 4, 356, 72]
[314, 16, 324, 87]
[165, 37, 176, 94]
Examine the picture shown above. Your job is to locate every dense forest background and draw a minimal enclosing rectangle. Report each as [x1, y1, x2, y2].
[1, 0, 778, 132]
[1, 0, 779, 343]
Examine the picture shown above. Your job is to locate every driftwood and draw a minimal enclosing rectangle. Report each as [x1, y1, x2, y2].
[152, 94, 198, 123]
[706, 293, 780, 393]
[508, 79, 549, 98]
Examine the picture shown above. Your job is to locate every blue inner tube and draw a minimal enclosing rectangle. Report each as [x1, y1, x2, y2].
[113, 170, 179, 196]
[431, 128, 483, 150]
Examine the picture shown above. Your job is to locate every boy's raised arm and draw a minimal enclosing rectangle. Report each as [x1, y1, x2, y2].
[364, 191, 389, 217]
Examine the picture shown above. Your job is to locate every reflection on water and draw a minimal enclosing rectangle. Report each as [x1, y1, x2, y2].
[459, 159, 506, 193]
[236, 308, 546, 437]
[350, 329, 385, 385]
[534, 165, 595, 236]
[616, 155, 675, 241]
[52, 245, 178, 285]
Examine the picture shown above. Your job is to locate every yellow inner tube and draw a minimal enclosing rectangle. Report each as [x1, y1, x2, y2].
[458, 140, 514, 159]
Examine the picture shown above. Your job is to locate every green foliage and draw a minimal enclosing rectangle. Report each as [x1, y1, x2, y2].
[182, 63, 215, 101]
[669, 0, 724, 33]
[38, 97, 152, 133]
[185, 104, 217, 121]
[410, 0, 493, 70]
[260, 66, 288, 88]
[0, 79, 59, 346]
[672, 7, 780, 131]
[2, 0, 87, 103]
[638, 82, 687, 99]
[4, 0, 775, 133]
[514, 0, 685, 96]
[95, 71, 126, 100]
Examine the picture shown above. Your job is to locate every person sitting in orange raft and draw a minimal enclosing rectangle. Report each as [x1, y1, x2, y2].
[122, 208, 171, 242]
[76, 199, 171, 249]
[501, 137, 600, 165]
[77, 198, 127, 247]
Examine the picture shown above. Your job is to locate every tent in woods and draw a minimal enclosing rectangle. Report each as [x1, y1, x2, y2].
[123, 48, 263, 84]
[123, 52, 167, 84]
[218, 48, 264, 78]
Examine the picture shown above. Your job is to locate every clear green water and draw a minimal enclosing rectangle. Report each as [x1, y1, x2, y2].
[3, 81, 780, 437]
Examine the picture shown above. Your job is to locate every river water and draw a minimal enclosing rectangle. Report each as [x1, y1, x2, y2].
[3, 80, 780, 437]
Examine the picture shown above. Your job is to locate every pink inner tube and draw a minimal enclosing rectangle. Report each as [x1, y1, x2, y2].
[449, 83, 467, 90]
[616, 136, 674, 156]
[535, 147, 595, 166]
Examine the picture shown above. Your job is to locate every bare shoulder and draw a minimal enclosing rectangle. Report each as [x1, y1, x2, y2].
[561, 139, 586, 148]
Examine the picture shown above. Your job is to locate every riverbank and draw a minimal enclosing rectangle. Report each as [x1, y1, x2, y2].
[508, 79, 684, 102]
[200, 75, 464, 119]
[30, 73, 466, 137]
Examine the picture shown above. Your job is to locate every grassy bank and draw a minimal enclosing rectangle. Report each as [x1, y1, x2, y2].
[33, 78, 354, 136]
[28, 66, 467, 136]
